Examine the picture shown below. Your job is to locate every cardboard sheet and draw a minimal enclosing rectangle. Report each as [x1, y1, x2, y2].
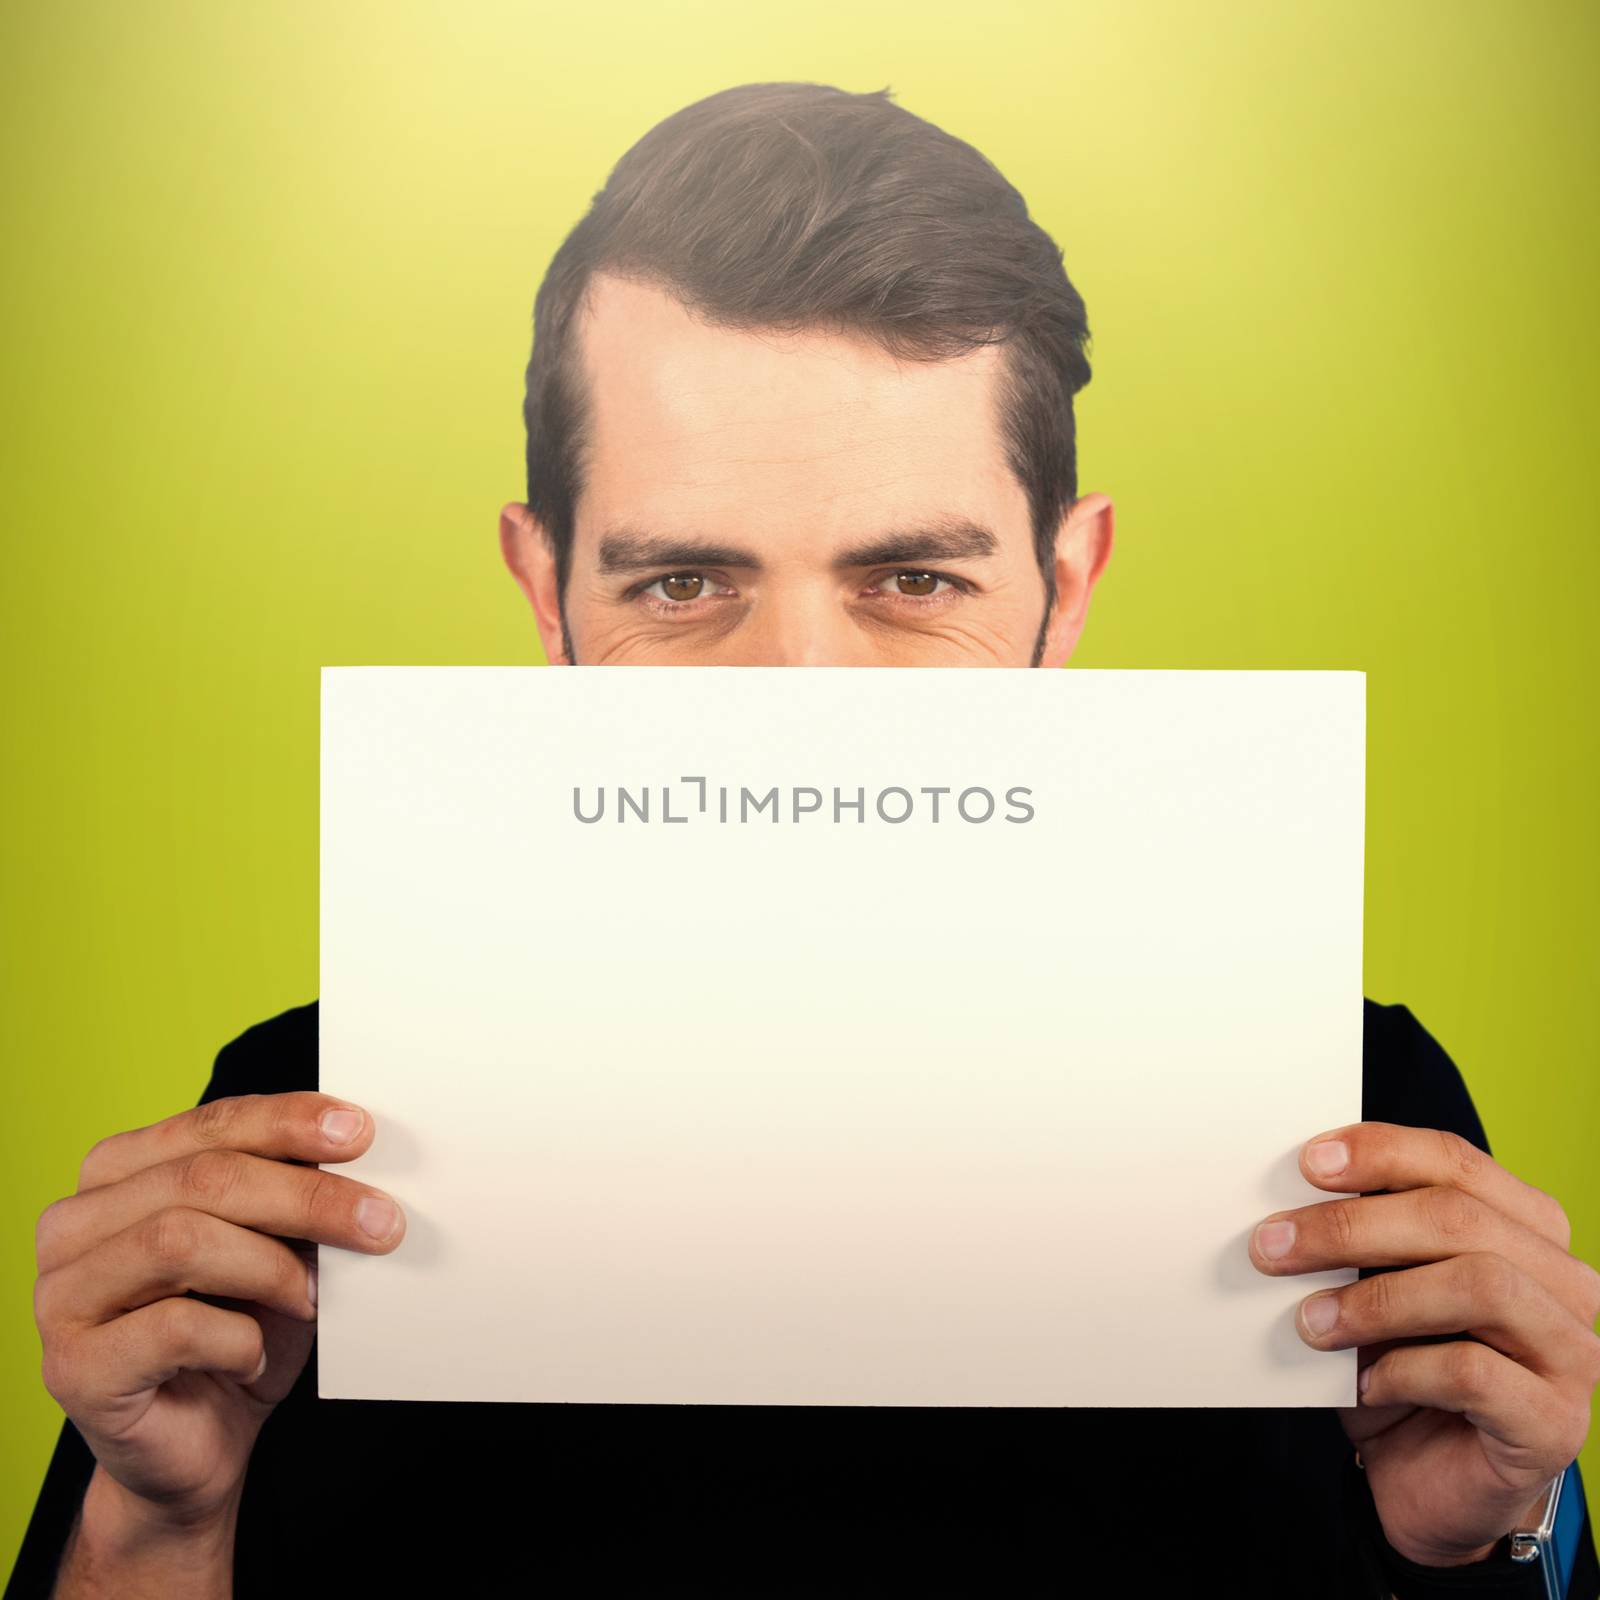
[318, 666, 1364, 1406]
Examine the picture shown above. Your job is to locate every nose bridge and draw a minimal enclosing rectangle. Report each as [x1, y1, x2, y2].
[743, 570, 855, 666]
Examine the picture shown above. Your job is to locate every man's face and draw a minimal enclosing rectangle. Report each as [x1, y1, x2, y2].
[501, 272, 1113, 667]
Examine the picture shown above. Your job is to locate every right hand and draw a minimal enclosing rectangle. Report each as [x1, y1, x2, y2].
[33, 1091, 407, 1531]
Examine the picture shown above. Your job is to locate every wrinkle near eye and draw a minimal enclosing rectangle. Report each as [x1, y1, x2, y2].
[851, 600, 1015, 654]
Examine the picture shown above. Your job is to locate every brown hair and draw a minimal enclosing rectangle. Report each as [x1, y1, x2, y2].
[522, 81, 1093, 656]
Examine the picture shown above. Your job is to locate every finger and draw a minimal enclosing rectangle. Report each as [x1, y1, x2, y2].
[1359, 1337, 1589, 1463]
[1250, 1185, 1600, 1324]
[1298, 1122, 1572, 1250]
[36, 1149, 405, 1273]
[1294, 1251, 1600, 1383]
[45, 1297, 267, 1416]
[187, 1294, 318, 1407]
[35, 1207, 319, 1330]
[75, 1092, 375, 1193]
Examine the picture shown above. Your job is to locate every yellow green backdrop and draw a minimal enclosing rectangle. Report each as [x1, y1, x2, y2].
[4, 0, 1596, 1578]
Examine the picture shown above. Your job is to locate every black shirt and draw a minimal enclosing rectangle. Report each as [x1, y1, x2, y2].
[9, 998, 1598, 1598]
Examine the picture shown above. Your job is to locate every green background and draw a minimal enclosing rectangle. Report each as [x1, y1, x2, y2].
[3, 0, 1596, 1579]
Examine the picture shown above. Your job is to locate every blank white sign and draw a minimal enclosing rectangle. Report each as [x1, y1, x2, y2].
[318, 666, 1363, 1406]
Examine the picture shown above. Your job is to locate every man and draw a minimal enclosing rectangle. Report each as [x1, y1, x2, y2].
[11, 81, 1600, 1599]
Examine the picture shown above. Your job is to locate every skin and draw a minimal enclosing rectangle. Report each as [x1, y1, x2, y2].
[496, 273, 1112, 669]
[35, 270, 1599, 1596]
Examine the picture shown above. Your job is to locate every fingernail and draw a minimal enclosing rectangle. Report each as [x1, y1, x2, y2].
[253, 1349, 268, 1381]
[1358, 1363, 1372, 1396]
[321, 1108, 365, 1144]
[1301, 1292, 1339, 1335]
[1254, 1219, 1296, 1260]
[1304, 1138, 1349, 1177]
[356, 1196, 400, 1241]
[306, 1263, 318, 1309]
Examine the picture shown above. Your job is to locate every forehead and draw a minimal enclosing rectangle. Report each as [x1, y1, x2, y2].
[569, 271, 1029, 550]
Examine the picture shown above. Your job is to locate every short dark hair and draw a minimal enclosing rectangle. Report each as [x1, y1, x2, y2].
[522, 81, 1093, 661]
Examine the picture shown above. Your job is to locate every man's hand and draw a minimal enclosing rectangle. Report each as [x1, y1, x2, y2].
[33, 1092, 406, 1592]
[1249, 1121, 1600, 1566]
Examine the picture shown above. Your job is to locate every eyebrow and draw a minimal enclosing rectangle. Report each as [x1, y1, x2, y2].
[595, 516, 1000, 575]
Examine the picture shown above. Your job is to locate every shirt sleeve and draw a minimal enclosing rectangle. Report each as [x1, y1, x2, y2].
[3, 1413, 97, 1600]
[1347, 1001, 1600, 1599]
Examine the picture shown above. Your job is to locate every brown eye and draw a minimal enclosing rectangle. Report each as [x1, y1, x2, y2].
[894, 571, 939, 596]
[660, 574, 705, 602]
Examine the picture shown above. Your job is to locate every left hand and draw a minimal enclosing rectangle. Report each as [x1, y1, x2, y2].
[1248, 1121, 1600, 1565]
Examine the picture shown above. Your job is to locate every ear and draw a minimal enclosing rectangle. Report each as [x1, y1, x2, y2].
[1036, 493, 1114, 668]
[499, 501, 571, 665]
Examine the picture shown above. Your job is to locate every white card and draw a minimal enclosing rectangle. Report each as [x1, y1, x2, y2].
[318, 666, 1363, 1406]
